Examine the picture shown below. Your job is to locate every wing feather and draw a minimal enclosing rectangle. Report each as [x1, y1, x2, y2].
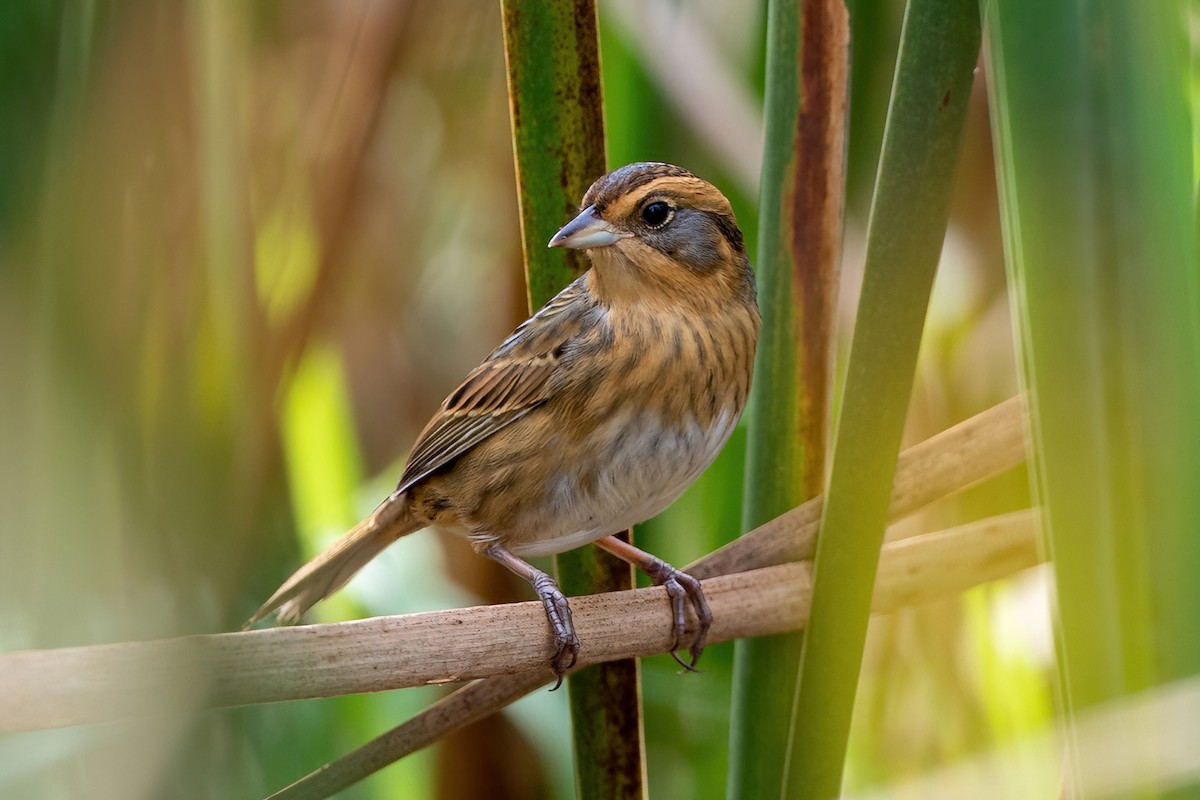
[395, 277, 595, 493]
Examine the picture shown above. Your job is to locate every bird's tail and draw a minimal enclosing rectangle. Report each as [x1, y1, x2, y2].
[246, 492, 421, 627]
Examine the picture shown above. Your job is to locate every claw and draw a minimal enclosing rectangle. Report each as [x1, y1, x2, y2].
[482, 544, 583, 689]
[644, 558, 712, 670]
[532, 572, 580, 689]
[591, 537, 715, 671]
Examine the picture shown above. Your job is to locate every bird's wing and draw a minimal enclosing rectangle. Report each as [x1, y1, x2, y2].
[395, 277, 593, 493]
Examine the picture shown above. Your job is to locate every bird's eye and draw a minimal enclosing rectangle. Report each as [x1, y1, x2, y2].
[640, 201, 672, 228]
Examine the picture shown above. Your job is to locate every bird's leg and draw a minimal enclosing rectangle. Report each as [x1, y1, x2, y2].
[593, 535, 712, 671]
[482, 543, 579, 689]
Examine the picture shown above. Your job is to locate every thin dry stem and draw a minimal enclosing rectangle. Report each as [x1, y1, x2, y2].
[0, 509, 1034, 734]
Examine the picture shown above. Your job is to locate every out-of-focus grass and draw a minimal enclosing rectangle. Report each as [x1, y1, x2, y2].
[280, 344, 362, 546]
[784, 0, 981, 795]
[986, 1, 1200, 796]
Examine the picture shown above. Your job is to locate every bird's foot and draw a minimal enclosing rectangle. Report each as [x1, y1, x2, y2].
[531, 572, 580, 690]
[642, 558, 712, 671]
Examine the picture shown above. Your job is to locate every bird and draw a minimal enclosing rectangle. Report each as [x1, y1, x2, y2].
[248, 162, 760, 686]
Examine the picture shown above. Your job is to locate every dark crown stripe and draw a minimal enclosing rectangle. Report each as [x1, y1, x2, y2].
[582, 162, 696, 211]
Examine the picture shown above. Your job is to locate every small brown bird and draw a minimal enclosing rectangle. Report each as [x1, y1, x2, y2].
[249, 163, 759, 684]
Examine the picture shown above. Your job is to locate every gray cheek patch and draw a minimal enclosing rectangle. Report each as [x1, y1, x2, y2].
[652, 212, 725, 272]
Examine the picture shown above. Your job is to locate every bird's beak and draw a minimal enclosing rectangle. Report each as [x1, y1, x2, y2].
[547, 205, 628, 249]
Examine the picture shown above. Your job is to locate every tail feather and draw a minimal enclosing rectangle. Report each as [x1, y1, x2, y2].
[247, 493, 420, 627]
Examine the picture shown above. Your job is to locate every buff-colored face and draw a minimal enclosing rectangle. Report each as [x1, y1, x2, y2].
[549, 162, 750, 302]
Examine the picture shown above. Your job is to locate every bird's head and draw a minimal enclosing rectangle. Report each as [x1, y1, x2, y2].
[548, 163, 754, 308]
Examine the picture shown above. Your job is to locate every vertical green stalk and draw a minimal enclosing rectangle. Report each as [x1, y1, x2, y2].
[502, 0, 605, 308]
[984, 1, 1200, 796]
[730, 0, 847, 795]
[782, 1, 979, 797]
[501, 3, 646, 798]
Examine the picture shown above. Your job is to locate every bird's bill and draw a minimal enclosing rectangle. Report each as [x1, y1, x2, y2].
[547, 205, 629, 249]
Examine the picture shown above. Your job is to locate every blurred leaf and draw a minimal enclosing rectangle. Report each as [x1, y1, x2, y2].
[281, 342, 363, 543]
[255, 195, 320, 326]
[985, 0, 1200, 795]
[0, 0, 82, 234]
[596, 13, 663, 170]
[783, 0, 980, 796]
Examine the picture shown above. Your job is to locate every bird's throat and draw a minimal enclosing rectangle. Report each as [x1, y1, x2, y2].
[584, 246, 698, 311]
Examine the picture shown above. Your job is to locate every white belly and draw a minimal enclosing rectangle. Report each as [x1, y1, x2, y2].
[505, 407, 738, 556]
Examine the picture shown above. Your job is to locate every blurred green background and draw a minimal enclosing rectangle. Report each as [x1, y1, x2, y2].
[4, 1, 1191, 798]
